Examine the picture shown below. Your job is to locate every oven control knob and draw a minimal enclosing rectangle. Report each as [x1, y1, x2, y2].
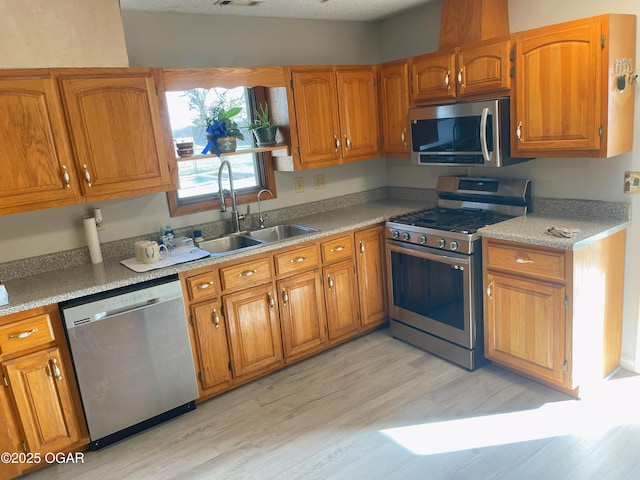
[400, 232, 411, 241]
[391, 230, 400, 239]
[437, 238, 446, 248]
[419, 235, 428, 245]
[450, 241, 459, 251]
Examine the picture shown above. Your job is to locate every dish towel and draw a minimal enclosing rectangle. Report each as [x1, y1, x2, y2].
[545, 226, 580, 238]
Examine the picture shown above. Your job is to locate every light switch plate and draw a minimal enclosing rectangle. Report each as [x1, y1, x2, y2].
[295, 177, 305, 193]
[624, 171, 640, 194]
[314, 175, 326, 189]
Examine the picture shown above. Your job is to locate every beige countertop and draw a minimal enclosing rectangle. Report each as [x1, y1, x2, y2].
[0, 199, 424, 317]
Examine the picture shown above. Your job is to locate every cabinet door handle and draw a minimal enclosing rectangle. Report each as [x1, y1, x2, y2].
[359, 240, 365, 255]
[330, 245, 345, 253]
[516, 121, 523, 142]
[8, 328, 38, 340]
[61, 165, 71, 189]
[281, 288, 289, 305]
[238, 269, 257, 277]
[290, 256, 307, 264]
[194, 281, 214, 291]
[444, 70, 451, 90]
[82, 163, 92, 187]
[49, 357, 62, 381]
[514, 256, 534, 264]
[345, 135, 352, 150]
[457, 67, 465, 87]
[212, 308, 220, 329]
[327, 274, 334, 289]
[401, 129, 406, 144]
[334, 135, 341, 151]
[267, 292, 275, 309]
[486, 281, 493, 300]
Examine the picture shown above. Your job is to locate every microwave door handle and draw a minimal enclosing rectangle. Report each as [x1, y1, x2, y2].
[480, 107, 491, 163]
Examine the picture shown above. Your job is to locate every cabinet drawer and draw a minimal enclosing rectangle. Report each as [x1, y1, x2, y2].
[186, 271, 218, 301]
[0, 314, 56, 356]
[320, 235, 354, 263]
[220, 257, 272, 291]
[485, 241, 566, 281]
[274, 245, 320, 276]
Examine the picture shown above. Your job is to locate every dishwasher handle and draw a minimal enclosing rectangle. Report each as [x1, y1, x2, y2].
[97, 298, 161, 321]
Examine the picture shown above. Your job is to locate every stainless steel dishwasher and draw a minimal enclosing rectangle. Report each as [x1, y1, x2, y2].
[60, 275, 198, 450]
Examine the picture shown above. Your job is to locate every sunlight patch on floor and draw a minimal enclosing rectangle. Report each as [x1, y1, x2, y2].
[381, 374, 640, 455]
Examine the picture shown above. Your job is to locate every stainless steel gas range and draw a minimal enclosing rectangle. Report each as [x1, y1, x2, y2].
[385, 176, 531, 370]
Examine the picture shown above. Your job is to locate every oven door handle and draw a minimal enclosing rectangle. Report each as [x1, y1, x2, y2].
[386, 241, 470, 267]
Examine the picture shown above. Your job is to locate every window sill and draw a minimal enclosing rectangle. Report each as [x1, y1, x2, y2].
[176, 144, 290, 161]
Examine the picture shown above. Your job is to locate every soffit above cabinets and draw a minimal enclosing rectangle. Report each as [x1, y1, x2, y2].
[119, 0, 437, 22]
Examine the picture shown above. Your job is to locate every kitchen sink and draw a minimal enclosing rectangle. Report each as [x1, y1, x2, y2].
[248, 224, 319, 243]
[199, 234, 264, 255]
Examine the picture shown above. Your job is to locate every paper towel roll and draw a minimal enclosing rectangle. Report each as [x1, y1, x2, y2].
[83, 215, 103, 264]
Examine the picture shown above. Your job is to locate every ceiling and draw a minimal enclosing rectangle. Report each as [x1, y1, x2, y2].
[119, 0, 436, 22]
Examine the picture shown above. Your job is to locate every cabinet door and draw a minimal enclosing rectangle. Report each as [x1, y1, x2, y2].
[291, 68, 341, 168]
[379, 61, 410, 156]
[336, 67, 380, 161]
[0, 386, 21, 478]
[0, 75, 79, 215]
[411, 52, 457, 104]
[223, 284, 283, 380]
[277, 270, 327, 361]
[355, 226, 388, 328]
[4, 347, 82, 455]
[324, 260, 360, 343]
[190, 299, 233, 397]
[485, 272, 569, 388]
[59, 69, 172, 200]
[458, 40, 511, 98]
[512, 21, 602, 155]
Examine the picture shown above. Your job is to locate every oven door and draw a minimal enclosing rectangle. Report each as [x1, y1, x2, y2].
[386, 240, 480, 349]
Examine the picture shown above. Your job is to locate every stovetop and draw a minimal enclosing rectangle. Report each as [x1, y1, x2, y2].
[389, 207, 515, 235]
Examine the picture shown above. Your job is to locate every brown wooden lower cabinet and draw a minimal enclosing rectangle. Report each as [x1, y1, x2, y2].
[483, 230, 626, 396]
[181, 223, 389, 403]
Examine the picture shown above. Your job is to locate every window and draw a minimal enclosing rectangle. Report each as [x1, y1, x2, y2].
[164, 86, 277, 216]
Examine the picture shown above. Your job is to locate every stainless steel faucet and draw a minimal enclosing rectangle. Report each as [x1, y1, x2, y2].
[257, 189, 274, 229]
[218, 160, 246, 233]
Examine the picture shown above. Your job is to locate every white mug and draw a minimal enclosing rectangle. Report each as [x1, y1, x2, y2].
[135, 241, 168, 264]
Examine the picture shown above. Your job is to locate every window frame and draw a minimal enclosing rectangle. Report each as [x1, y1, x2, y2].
[159, 67, 286, 217]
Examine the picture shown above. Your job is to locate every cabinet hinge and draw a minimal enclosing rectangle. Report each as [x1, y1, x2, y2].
[167, 162, 171, 173]
[297, 146, 301, 157]
[562, 360, 568, 373]
[564, 295, 569, 308]
[228, 361, 232, 372]
[509, 66, 515, 78]
[2, 375, 8, 388]
[599, 125, 604, 137]
[601, 34, 606, 49]
[198, 371, 203, 383]
[155, 84, 159, 95]
[290, 79, 294, 90]
[21, 441, 27, 452]
[220, 305, 225, 317]
[509, 49, 515, 62]
[320, 276, 323, 285]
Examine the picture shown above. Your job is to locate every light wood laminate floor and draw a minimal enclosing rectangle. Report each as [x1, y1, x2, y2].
[21, 328, 640, 480]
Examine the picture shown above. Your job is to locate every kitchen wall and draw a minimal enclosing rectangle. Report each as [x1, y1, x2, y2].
[0, 0, 128, 67]
[379, 0, 640, 371]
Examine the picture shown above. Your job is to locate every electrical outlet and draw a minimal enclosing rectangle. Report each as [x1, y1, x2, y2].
[295, 176, 305, 193]
[314, 175, 326, 190]
[624, 171, 640, 194]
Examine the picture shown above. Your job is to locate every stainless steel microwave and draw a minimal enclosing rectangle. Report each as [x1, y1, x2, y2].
[408, 98, 529, 167]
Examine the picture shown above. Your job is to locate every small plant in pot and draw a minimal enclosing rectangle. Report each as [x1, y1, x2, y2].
[245, 103, 278, 147]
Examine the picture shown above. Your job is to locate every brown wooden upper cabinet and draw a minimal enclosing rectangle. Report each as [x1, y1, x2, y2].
[0, 71, 80, 215]
[379, 60, 410, 157]
[511, 14, 636, 158]
[289, 66, 380, 169]
[411, 38, 512, 105]
[58, 68, 173, 201]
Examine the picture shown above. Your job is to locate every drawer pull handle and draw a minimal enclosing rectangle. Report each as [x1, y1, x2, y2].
[239, 269, 258, 277]
[514, 256, 534, 264]
[267, 292, 275, 309]
[330, 245, 345, 253]
[8, 328, 38, 340]
[486, 281, 493, 300]
[50, 358, 62, 381]
[290, 256, 307, 263]
[194, 281, 214, 291]
[212, 308, 220, 329]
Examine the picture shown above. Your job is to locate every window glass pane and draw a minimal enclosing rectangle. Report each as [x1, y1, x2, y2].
[165, 87, 261, 202]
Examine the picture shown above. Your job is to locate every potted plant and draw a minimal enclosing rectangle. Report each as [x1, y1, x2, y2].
[185, 89, 245, 156]
[245, 103, 278, 147]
